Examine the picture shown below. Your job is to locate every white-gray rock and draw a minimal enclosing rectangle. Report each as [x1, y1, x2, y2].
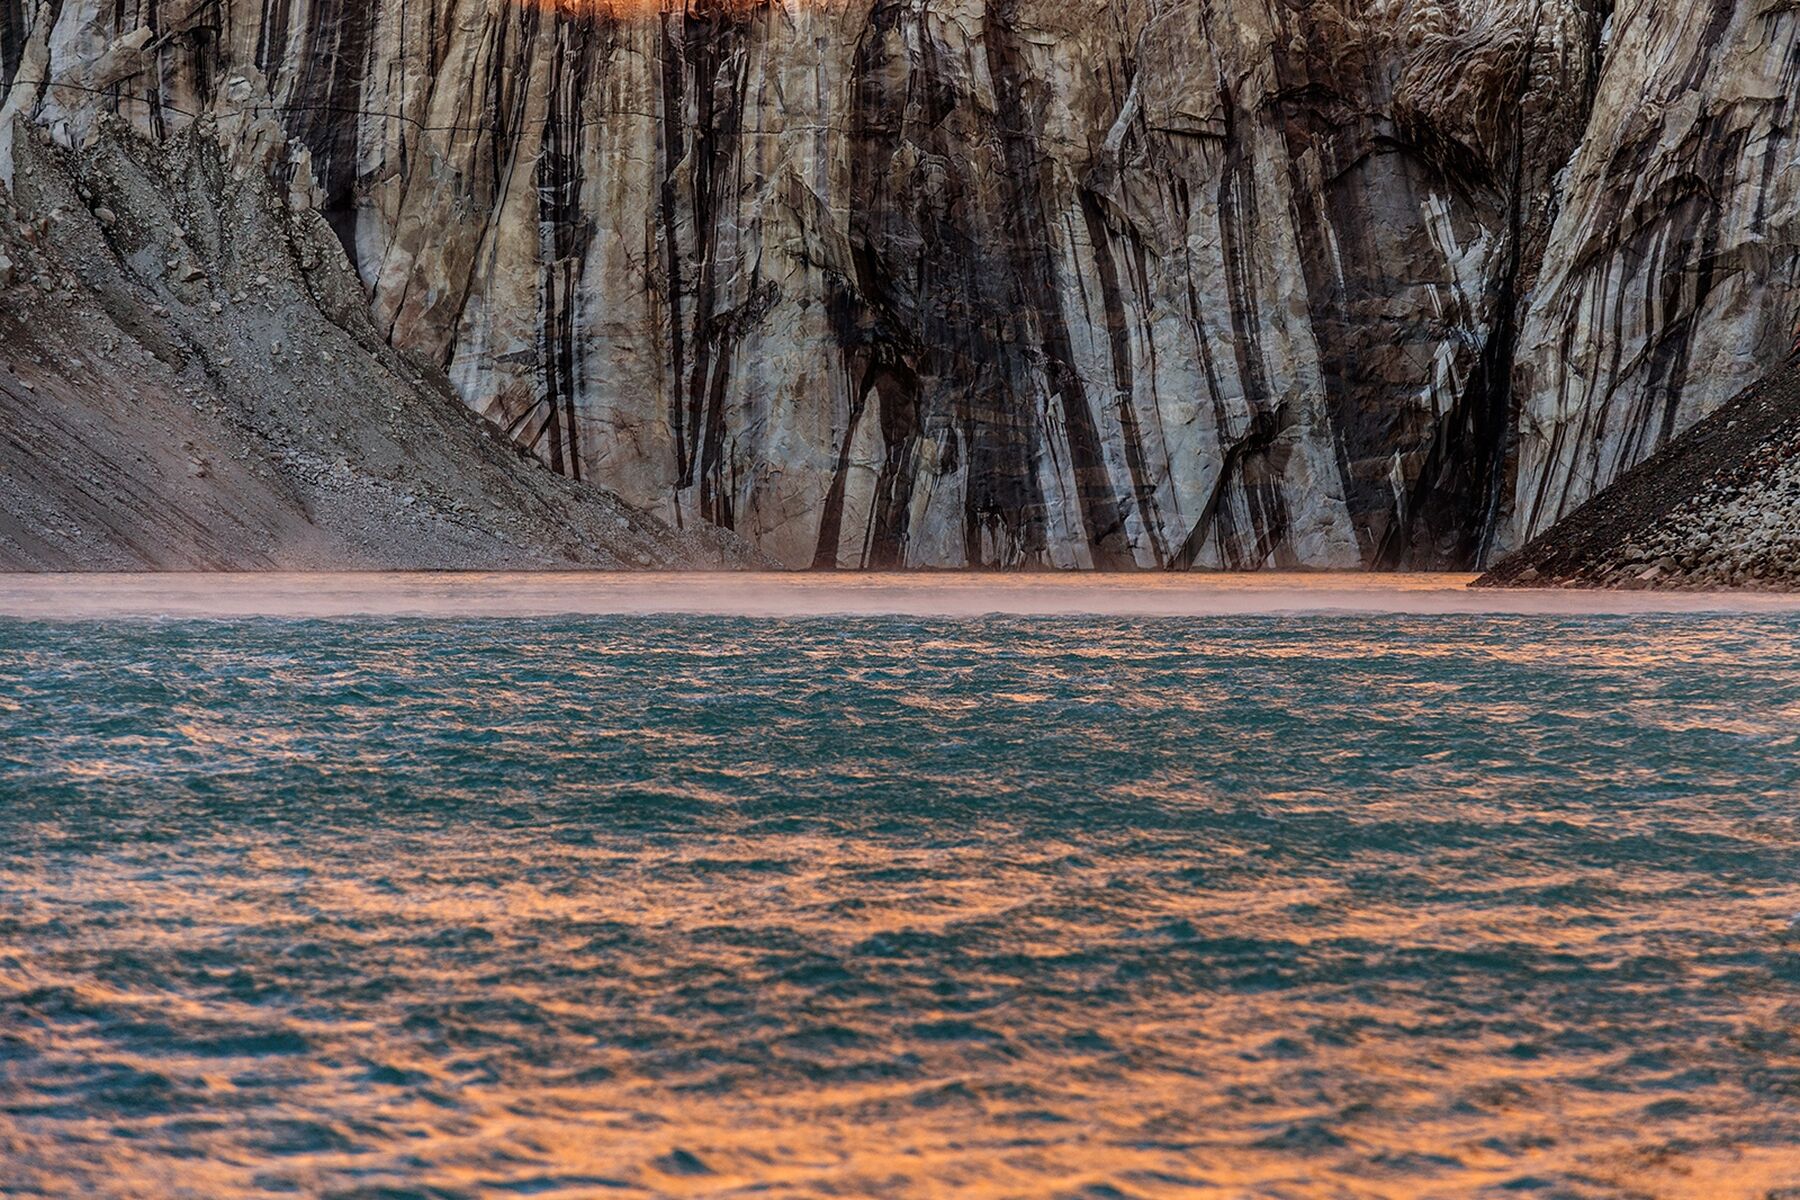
[3, 1, 1793, 572]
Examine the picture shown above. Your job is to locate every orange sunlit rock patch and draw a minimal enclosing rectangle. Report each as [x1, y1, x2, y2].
[528, 0, 830, 14]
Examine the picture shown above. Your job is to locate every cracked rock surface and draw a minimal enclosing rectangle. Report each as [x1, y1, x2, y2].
[2, 1, 1797, 572]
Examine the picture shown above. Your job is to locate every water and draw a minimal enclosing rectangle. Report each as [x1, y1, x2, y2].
[2, 576, 1798, 1199]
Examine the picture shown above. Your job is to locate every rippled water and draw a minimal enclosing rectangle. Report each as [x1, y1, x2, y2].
[3, 579, 1799, 1198]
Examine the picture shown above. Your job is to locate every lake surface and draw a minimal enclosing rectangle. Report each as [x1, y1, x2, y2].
[2, 575, 1798, 1198]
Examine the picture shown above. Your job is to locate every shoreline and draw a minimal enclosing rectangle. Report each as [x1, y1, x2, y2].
[6, 571, 1800, 620]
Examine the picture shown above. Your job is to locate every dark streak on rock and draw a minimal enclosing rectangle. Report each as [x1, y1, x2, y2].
[283, 0, 373, 260]
[984, 0, 1132, 569]
[534, 13, 600, 480]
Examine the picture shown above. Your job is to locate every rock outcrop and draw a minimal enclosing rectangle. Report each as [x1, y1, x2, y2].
[1501, 2, 1800, 555]
[0, 119, 759, 570]
[1478, 358, 1800, 590]
[2, 1, 1796, 571]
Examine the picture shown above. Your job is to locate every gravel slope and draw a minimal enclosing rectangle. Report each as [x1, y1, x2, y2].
[0, 119, 764, 572]
[1478, 360, 1800, 590]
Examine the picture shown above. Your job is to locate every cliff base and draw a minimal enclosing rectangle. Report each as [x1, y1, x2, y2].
[1478, 363, 1800, 591]
[0, 120, 761, 572]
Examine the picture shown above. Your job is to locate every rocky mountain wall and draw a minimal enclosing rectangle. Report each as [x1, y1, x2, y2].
[1503, 2, 1800, 553]
[1479, 354, 1800, 591]
[0, 118, 761, 569]
[3, 0, 1795, 570]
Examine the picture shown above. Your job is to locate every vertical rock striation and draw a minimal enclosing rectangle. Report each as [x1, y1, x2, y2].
[1502, 2, 1800, 553]
[2, 1, 1794, 570]
[0, 119, 762, 570]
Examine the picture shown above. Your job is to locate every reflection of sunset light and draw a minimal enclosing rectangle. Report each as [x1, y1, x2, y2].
[8, 571, 1800, 619]
[10, 827, 1800, 1198]
[5, 591, 1798, 1199]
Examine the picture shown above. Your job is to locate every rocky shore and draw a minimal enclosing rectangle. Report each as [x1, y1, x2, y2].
[1478, 362, 1800, 591]
[0, 120, 762, 572]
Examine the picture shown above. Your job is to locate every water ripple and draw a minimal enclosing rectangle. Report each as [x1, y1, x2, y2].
[2, 611, 1799, 1197]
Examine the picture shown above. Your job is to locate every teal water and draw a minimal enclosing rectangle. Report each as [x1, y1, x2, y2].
[2, 600, 1799, 1198]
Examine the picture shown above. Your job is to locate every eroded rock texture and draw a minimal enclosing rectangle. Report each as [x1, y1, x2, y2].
[3, 1, 1795, 569]
[1504, 3, 1800, 552]
[0, 120, 761, 570]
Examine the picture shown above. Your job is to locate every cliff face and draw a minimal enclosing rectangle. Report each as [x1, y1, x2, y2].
[1504, 3, 1800, 553]
[3, 1, 1795, 570]
[0, 120, 760, 570]
[1479, 357, 1800, 591]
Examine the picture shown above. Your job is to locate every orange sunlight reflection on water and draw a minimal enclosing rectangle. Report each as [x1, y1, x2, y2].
[4, 606, 1799, 1198]
[6, 834, 1797, 1198]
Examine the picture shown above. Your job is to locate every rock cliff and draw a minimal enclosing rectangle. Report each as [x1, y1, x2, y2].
[0, 120, 759, 569]
[2, 1, 1795, 570]
[1505, 3, 1800, 553]
[1478, 356, 1800, 591]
